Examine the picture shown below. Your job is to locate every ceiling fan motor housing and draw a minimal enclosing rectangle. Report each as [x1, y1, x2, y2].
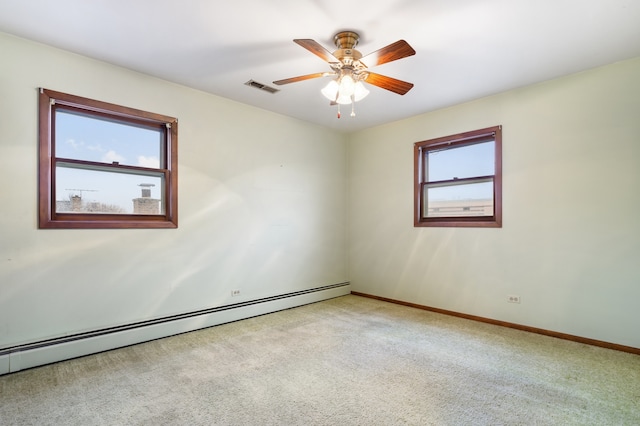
[333, 31, 360, 49]
[334, 49, 362, 64]
[332, 31, 363, 68]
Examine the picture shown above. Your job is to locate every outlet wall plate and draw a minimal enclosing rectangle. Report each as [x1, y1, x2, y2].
[507, 295, 521, 304]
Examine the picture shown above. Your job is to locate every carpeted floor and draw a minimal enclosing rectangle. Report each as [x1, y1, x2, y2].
[1, 295, 639, 425]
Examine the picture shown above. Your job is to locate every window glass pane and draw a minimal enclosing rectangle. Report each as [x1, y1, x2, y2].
[55, 109, 163, 168]
[427, 141, 494, 182]
[423, 181, 493, 217]
[55, 166, 164, 215]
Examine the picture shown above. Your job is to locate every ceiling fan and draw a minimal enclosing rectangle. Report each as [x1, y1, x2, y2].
[273, 31, 416, 117]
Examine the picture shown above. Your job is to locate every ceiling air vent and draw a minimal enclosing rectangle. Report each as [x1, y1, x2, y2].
[245, 80, 280, 94]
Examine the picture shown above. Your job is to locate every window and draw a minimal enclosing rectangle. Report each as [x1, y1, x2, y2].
[414, 126, 501, 228]
[38, 88, 178, 229]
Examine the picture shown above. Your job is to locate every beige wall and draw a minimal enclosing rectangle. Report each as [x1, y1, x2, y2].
[348, 57, 640, 348]
[0, 32, 348, 349]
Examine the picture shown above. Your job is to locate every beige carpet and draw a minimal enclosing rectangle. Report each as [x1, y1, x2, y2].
[1, 295, 639, 425]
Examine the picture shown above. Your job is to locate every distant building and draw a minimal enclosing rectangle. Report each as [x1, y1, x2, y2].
[56, 194, 83, 213]
[427, 199, 493, 217]
[57, 192, 93, 212]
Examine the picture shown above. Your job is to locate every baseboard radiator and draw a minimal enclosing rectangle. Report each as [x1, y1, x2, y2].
[0, 283, 350, 375]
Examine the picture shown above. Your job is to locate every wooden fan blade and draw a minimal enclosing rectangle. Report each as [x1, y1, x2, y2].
[273, 72, 328, 85]
[294, 39, 340, 64]
[364, 72, 414, 95]
[360, 40, 416, 68]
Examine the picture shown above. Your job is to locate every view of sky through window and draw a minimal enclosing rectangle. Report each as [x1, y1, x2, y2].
[427, 141, 494, 181]
[54, 110, 164, 213]
[426, 141, 494, 200]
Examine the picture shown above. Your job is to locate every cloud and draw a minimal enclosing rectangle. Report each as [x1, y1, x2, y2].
[65, 138, 83, 149]
[137, 155, 160, 168]
[102, 150, 126, 164]
[87, 143, 105, 152]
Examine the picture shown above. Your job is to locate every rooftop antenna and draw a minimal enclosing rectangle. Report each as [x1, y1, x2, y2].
[65, 188, 98, 198]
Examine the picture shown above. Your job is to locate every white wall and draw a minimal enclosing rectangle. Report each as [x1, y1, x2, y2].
[0, 32, 348, 349]
[348, 57, 640, 348]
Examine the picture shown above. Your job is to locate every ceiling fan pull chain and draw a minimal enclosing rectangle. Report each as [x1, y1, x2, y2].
[351, 96, 356, 117]
[337, 103, 341, 119]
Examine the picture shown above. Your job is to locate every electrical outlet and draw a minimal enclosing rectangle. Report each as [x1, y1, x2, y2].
[507, 295, 521, 304]
[231, 289, 241, 297]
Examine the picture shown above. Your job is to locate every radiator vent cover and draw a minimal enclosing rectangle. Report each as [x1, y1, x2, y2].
[245, 80, 280, 94]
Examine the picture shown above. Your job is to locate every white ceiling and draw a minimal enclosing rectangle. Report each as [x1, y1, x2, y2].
[1, 0, 639, 133]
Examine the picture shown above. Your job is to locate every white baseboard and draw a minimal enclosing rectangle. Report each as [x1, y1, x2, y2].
[0, 283, 350, 375]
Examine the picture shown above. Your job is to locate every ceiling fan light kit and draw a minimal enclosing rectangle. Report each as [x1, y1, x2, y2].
[273, 31, 415, 118]
[320, 71, 370, 104]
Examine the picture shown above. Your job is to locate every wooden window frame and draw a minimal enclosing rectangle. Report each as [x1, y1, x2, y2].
[414, 126, 502, 228]
[38, 88, 178, 229]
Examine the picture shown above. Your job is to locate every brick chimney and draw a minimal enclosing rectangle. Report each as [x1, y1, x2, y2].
[70, 195, 82, 212]
[132, 183, 160, 214]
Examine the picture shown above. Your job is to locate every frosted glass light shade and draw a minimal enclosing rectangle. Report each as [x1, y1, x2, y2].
[339, 74, 355, 95]
[353, 81, 369, 102]
[336, 92, 352, 105]
[321, 80, 339, 101]
[321, 76, 370, 104]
